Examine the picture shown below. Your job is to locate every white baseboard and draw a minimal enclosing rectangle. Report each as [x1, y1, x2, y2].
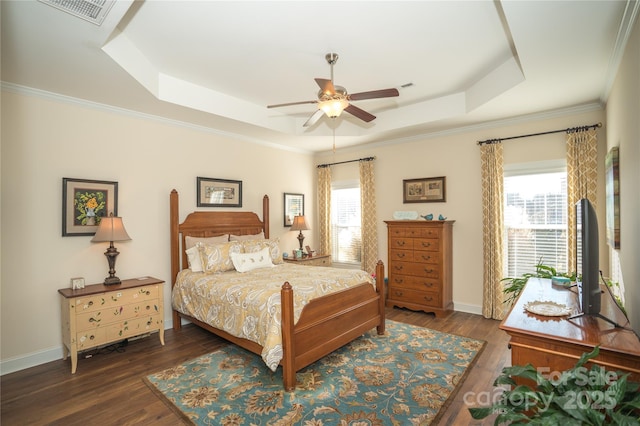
[452, 302, 483, 316]
[1, 318, 175, 376]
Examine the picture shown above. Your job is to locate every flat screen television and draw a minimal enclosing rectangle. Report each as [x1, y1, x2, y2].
[575, 198, 601, 315]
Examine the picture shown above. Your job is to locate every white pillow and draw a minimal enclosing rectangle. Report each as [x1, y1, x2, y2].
[230, 247, 274, 273]
[185, 246, 203, 272]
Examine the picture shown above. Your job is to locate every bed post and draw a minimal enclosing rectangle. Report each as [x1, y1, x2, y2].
[263, 195, 270, 239]
[376, 260, 386, 335]
[170, 189, 182, 331]
[281, 281, 295, 391]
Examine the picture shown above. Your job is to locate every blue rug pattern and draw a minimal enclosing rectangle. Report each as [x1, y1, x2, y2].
[145, 320, 485, 425]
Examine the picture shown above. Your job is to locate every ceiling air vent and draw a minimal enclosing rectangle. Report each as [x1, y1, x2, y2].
[39, 0, 115, 26]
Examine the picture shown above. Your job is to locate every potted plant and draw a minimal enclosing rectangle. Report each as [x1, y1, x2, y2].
[502, 259, 575, 306]
[468, 346, 640, 424]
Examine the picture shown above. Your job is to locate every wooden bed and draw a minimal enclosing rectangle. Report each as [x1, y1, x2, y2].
[169, 189, 385, 390]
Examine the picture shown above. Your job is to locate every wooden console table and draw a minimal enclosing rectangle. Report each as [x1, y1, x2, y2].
[500, 278, 640, 382]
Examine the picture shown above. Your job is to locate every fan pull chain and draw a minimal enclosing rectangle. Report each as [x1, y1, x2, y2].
[332, 120, 336, 153]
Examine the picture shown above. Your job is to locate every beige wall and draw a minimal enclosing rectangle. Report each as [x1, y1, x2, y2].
[314, 109, 607, 313]
[606, 15, 640, 334]
[0, 90, 315, 372]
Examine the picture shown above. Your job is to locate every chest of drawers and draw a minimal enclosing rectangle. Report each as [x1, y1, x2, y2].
[385, 220, 454, 317]
[59, 277, 164, 373]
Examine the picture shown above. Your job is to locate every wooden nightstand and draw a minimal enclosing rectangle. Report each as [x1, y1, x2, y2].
[283, 253, 332, 267]
[58, 277, 165, 373]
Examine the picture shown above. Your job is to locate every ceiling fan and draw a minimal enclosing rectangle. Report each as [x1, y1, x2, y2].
[267, 53, 400, 127]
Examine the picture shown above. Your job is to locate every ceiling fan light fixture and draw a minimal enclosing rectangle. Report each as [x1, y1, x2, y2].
[318, 96, 348, 118]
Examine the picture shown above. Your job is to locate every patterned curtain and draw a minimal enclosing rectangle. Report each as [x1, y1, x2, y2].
[479, 143, 507, 320]
[566, 128, 598, 273]
[317, 166, 332, 258]
[359, 159, 378, 274]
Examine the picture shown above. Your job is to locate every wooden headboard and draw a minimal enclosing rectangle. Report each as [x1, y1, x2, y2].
[169, 189, 270, 285]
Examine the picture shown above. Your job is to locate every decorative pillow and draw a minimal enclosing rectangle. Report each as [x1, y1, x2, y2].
[229, 231, 265, 241]
[185, 246, 204, 272]
[197, 241, 242, 274]
[230, 247, 273, 273]
[185, 235, 229, 250]
[241, 238, 283, 264]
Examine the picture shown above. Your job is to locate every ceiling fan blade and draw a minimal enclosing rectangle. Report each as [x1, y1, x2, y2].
[315, 78, 336, 96]
[303, 109, 324, 127]
[349, 88, 399, 101]
[344, 104, 376, 122]
[267, 100, 317, 109]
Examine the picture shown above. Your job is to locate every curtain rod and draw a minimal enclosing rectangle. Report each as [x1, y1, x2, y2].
[477, 122, 602, 146]
[317, 156, 375, 168]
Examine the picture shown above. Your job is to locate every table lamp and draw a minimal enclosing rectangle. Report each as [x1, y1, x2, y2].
[290, 215, 310, 252]
[91, 214, 131, 285]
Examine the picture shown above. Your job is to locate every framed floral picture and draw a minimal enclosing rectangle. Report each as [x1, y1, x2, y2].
[62, 178, 118, 236]
[197, 177, 242, 207]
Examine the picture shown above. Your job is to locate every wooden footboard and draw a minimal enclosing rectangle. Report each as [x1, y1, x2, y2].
[281, 260, 386, 390]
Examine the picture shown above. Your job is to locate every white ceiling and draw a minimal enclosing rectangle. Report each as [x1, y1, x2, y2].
[2, 1, 637, 153]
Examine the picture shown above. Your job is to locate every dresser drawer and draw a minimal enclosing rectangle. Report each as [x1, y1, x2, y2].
[412, 250, 440, 264]
[104, 314, 163, 341]
[391, 261, 439, 278]
[388, 275, 441, 292]
[388, 226, 442, 239]
[388, 286, 441, 308]
[73, 285, 159, 314]
[390, 237, 414, 250]
[76, 329, 108, 350]
[413, 238, 439, 251]
[76, 299, 161, 331]
[390, 249, 415, 262]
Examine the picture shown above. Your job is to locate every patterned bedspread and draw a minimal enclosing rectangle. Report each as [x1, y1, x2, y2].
[171, 263, 374, 371]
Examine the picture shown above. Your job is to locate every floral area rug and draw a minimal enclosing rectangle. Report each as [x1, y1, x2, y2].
[144, 320, 485, 425]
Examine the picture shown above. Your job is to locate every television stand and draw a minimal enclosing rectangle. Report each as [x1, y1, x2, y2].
[500, 278, 640, 382]
[567, 312, 621, 329]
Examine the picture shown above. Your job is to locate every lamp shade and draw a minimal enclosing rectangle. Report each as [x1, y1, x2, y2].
[290, 215, 310, 231]
[91, 216, 131, 242]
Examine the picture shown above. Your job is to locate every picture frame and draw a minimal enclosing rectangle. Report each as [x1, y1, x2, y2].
[403, 176, 446, 203]
[62, 178, 118, 236]
[605, 147, 620, 249]
[283, 193, 304, 227]
[197, 177, 242, 207]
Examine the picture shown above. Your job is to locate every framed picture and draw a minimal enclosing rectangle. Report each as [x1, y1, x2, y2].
[283, 193, 304, 226]
[605, 147, 620, 249]
[197, 177, 242, 207]
[403, 176, 446, 203]
[62, 178, 118, 236]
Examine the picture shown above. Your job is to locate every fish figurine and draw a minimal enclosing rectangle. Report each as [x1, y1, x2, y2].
[421, 214, 433, 220]
[438, 214, 447, 220]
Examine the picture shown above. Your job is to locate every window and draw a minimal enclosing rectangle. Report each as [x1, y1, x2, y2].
[504, 162, 567, 277]
[331, 181, 361, 266]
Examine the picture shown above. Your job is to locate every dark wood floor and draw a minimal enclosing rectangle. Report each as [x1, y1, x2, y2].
[1, 308, 511, 425]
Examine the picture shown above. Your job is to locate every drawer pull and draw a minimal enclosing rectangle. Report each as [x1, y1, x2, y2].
[396, 253, 406, 258]
[421, 242, 431, 248]
[87, 301, 93, 307]
[421, 255, 431, 261]
[423, 282, 433, 288]
[423, 296, 433, 302]
[394, 265, 403, 271]
[394, 278, 404, 284]
[394, 291, 403, 296]
[423, 268, 434, 274]
[396, 241, 406, 247]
